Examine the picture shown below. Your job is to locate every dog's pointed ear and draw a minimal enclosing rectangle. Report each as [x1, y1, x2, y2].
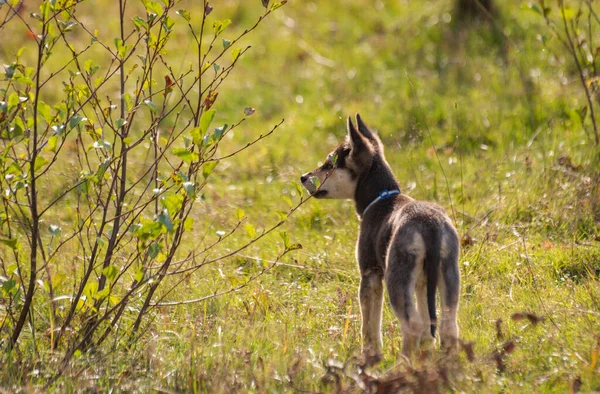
[347, 116, 369, 152]
[356, 113, 383, 151]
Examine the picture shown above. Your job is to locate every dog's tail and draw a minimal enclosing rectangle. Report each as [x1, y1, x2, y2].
[425, 229, 441, 338]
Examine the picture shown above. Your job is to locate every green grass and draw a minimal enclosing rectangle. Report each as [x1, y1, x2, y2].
[1, 0, 600, 392]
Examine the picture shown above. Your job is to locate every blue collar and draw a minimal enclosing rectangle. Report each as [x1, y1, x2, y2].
[362, 189, 400, 216]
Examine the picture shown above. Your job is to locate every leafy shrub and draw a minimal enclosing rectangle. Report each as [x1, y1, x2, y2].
[0, 0, 295, 383]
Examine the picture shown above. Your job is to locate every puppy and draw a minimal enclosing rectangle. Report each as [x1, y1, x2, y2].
[300, 114, 460, 356]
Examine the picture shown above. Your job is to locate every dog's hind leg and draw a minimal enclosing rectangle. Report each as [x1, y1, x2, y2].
[359, 269, 384, 354]
[386, 232, 425, 357]
[415, 276, 435, 347]
[439, 229, 460, 351]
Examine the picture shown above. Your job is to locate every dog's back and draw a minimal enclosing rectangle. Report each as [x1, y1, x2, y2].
[385, 199, 460, 353]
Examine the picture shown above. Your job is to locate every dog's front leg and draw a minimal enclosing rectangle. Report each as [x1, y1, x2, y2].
[359, 269, 384, 354]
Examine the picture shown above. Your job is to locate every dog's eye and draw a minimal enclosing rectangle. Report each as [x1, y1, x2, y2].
[322, 162, 333, 170]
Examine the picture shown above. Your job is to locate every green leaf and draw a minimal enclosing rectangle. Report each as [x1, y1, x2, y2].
[59, 20, 78, 32]
[182, 181, 195, 197]
[213, 124, 227, 140]
[96, 158, 110, 181]
[6, 263, 17, 276]
[190, 126, 202, 145]
[77, 179, 90, 195]
[45, 135, 59, 152]
[14, 74, 33, 86]
[271, 0, 287, 10]
[0, 237, 18, 250]
[132, 15, 149, 31]
[292, 180, 304, 197]
[311, 177, 321, 189]
[7, 93, 19, 111]
[279, 231, 290, 249]
[34, 156, 48, 171]
[51, 124, 65, 135]
[2, 279, 16, 294]
[160, 194, 184, 217]
[176, 9, 190, 21]
[49, 224, 61, 236]
[84, 59, 100, 76]
[280, 195, 293, 208]
[4, 64, 16, 79]
[235, 208, 245, 221]
[212, 19, 232, 35]
[109, 295, 120, 306]
[102, 265, 119, 281]
[135, 221, 164, 241]
[92, 140, 112, 151]
[114, 38, 125, 57]
[276, 210, 287, 221]
[95, 288, 110, 300]
[123, 93, 133, 111]
[157, 210, 174, 232]
[37, 101, 52, 123]
[245, 223, 256, 238]
[6, 118, 24, 139]
[329, 153, 338, 166]
[143, 99, 157, 113]
[40, 0, 54, 19]
[144, 0, 163, 18]
[25, 66, 34, 78]
[561, 6, 575, 20]
[174, 170, 188, 183]
[115, 118, 127, 129]
[184, 217, 194, 231]
[286, 243, 303, 253]
[83, 281, 98, 298]
[69, 114, 85, 129]
[134, 266, 144, 282]
[222, 39, 231, 49]
[202, 161, 217, 179]
[199, 109, 216, 135]
[148, 242, 160, 259]
[172, 148, 196, 163]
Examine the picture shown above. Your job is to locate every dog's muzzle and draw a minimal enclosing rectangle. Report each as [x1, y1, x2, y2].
[300, 173, 326, 197]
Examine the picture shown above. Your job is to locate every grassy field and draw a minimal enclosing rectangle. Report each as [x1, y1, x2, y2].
[1, 0, 600, 392]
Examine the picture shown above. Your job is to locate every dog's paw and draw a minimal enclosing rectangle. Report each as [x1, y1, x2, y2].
[359, 348, 383, 368]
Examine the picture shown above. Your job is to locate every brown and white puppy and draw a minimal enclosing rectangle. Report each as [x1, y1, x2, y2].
[301, 114, 460, 357]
